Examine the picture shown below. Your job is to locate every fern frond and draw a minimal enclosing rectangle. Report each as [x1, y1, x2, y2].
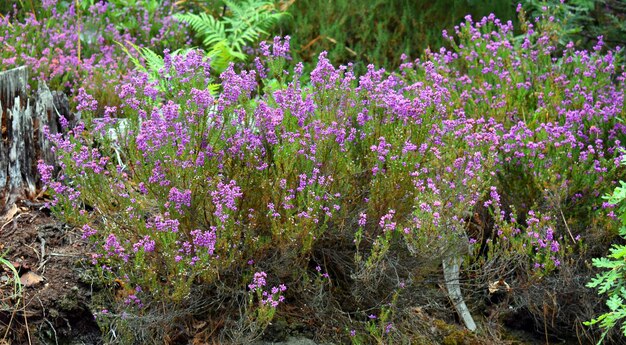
[230, 25, 262, 51]
[116, 40, 149, 75]
[207, 41, 242, 73]
[139, 46, 166, 75]
[175, 12, 227, 47]
[224, 0, 274, 19]
[208, 83, 220, 96]
[223, 0, 245, 18]
[176, 0, 286, 67]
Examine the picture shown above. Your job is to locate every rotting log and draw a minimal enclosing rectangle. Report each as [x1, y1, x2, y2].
[0, 67, 73, 216]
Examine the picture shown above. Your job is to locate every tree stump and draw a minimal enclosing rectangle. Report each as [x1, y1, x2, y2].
[0, 67, 73, 216]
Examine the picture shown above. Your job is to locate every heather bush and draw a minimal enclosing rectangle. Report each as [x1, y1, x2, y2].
[39, 6, 626, 344]
[0, 0, 186, 109]
[444, 8, 625, 232]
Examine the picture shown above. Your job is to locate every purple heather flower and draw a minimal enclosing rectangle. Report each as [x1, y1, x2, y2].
[249, 271, 267, 290]
[191, 228, 217, 255]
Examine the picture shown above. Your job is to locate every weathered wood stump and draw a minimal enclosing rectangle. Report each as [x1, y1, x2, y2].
[0, 67, 73, 216]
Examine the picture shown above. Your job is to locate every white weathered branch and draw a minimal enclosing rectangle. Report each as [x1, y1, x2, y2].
[442, 256, 477, 331]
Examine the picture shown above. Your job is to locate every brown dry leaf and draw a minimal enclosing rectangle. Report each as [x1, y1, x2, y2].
[10, 261, 21, 271]
[191, 333, 207, 345]
[20, 271, 44, 287]
[1, 204, 19, 223]
[192, 320, 207, 330]
[488, 279, 511, 294]
[35, 186, 48, 199]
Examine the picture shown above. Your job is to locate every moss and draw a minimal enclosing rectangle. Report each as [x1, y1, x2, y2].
[442, 330, 472, 345]
[432, 319, 481, 345]
[57, 285, 80, 311]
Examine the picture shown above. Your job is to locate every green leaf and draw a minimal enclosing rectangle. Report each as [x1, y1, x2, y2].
[591, 256, 620, 268]
[607, 294, 624, 311]
[586, 156, 626, 340]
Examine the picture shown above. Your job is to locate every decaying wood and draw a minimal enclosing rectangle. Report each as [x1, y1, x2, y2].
[0, 67, 72, 216]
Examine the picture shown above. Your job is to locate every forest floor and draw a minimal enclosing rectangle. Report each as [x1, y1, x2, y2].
[0, 204, 101, 345]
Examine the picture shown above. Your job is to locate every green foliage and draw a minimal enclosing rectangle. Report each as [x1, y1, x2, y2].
[174, 0, 286, 73]
[281, 0, 517, 75]
[0, 254, 21, 306]
[604, 179, 626, 238]
[523, 0, 626, 50]
[586, 155, 626, 343]
[0, 252, 22, 333]
[523, 0, 593, 46]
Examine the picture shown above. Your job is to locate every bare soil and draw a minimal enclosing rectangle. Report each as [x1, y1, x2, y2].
[0, 203, 101, 345]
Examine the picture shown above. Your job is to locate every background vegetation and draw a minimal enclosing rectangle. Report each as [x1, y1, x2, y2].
[1, 0, 626, 344]
[280, 0, 516, 74]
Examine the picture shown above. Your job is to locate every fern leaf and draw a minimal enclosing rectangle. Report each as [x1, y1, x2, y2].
[592, 256, 621, 268]
[176, 0, 285, 67]
[207, 41, 238, 73]
[175, 12, 227, 47]
[223, 0, 245, 18]
[208, 83, 220, 96]
[140, 47, 165, 75]
[116, 40, 149, 75]
[608, 294, 624, 311]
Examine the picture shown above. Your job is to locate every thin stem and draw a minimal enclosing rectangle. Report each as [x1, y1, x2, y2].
[76, 0, 82, 63]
